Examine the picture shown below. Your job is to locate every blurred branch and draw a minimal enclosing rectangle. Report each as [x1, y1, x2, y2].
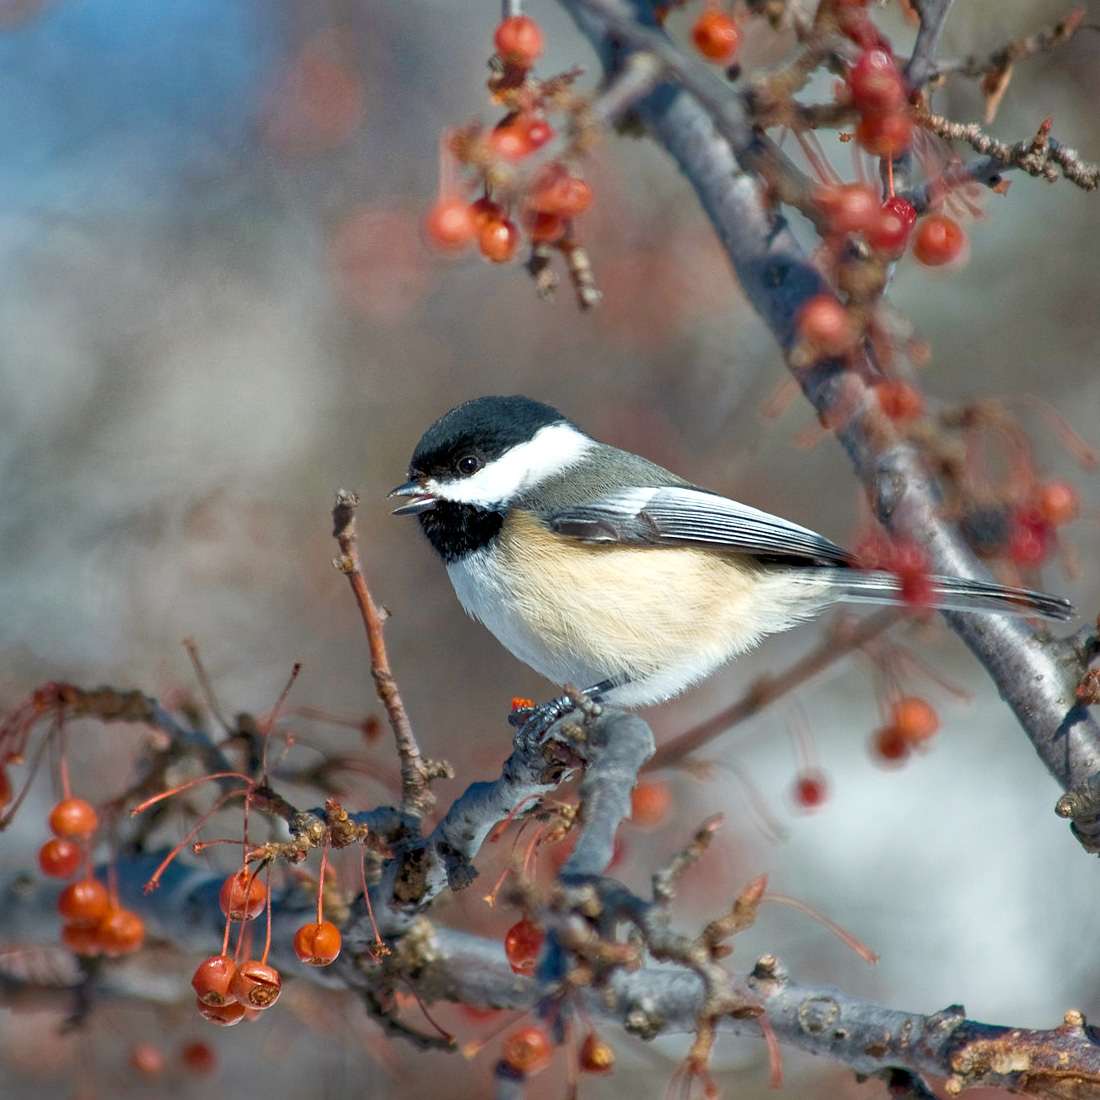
[558, 0, 1100, 850]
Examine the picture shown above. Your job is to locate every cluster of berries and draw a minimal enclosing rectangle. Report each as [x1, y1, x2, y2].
[190, 866, 342, 1026]
[41, 796, 146, 959]
[424, 15, 595, 266]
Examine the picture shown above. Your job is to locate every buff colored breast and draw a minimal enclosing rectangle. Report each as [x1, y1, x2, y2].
[494, 510, 828, 687]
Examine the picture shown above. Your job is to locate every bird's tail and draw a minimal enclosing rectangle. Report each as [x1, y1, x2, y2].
[814, 568, 1075, 622]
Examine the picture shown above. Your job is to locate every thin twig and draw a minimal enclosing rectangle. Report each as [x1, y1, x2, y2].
[332, 491, 446, 820]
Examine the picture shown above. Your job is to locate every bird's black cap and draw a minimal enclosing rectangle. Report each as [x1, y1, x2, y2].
[408, 395, 571, 480]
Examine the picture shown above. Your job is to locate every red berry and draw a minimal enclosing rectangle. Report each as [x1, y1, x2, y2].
[129, 1044, 166, 1078]
[0, 769, 11, 814]
[48, 797, 98, 837]
[892, 540, 934, 609]
[192, 955, 238, 1007]
[528, 163, 593, 216]
[846, 50, 906, 113]
[891, 697, 939, 742]
[691, 10, 741, 63]
[293, 920, 342, 966]
[504, 917, 544, 977]
[913, 214, 965, 266]
[229, 960, 282, 1010]
[883, 196, 917, 231]
[180, 1040, 217, 1075]
[853, 531, 895, 570]
[218, 869, 266, 922]
[96, 907, 145, 956]
[876, 380, 924, 421]
[501, 1026, 552, 1074]
[813, 182, 879, 237]
[795, 295, 856, 358]
[523, 210, 567, 244]
[629, 780, 672, 829]
[1036, 480, 1079, 527]
[1008, 507, 1053, 567]
[424, 197, 475, 252]
[490, 115, 554, 161]
[867, 202, 913, 257]
[792, 770, 829, 811]
[477, 217, 519, 263]
[856, 109, 914, 157]
[510, 697, 535, 712]
[872, 726, 911, 765]
[38, 837, 82, 879]
[470, 196, 505, 227]
[579, 1032, 615, 1074]
[60, 922, 102, 957]
[196, 997, 245, 1027]
[57, 877, 109, 926]
[494, 15, 543, 68]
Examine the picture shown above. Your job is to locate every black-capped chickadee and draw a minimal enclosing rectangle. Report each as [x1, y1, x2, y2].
[391, 395, 1074, 708]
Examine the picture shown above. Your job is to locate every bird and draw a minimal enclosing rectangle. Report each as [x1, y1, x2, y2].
[390, 395, 1074, 710]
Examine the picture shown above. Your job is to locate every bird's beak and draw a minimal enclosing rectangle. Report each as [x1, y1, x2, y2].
[389, 480, 438, 516]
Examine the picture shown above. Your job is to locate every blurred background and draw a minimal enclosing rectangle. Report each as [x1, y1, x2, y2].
[0, 0, 1099, 1097]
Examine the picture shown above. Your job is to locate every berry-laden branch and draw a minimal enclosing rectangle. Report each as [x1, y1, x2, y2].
[559, 0, 1100, 851]
[332, 490, 452, 819]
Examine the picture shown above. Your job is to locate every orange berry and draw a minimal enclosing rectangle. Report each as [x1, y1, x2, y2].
[813, 182, 878, 237]
[501, 1026, 552, 1074]
[60, 922, 102, 957]
[846, 50, 906, 113]
[494, 15, 543, 68]
[1036, 480, 1079, 527]
[196, 997, 245, 1026]
[691, 10, 741, 63]
[528, 163, 593, 216]
[791, 770, 828, 811]
[876, 380, 924, 421]
[48, 797, 98, 837]
[38, 837, 82, 879]
[629, 780, 672, 829]
[229, 960, 282, 1010]
[293, 920, 342, 966]
[867, 199, 914, 257]
[855, 109, 914, 157]
[218, 869, 267, 921]
[424, 197, 476, 252]
[96, 907, 145, 956]
[891, 697, 939, 742]
[129, 1043, 166, 1077]
[191, 954, 237, 1007]
[872, 726, 911, 765]
[490, 115, 554, 162]
[913, 214, 965, 266]
[579, 1031, 615, 1074]
[477, 217, 519, 263]
[524, 210, 567, 244]
[179, 1040, 217, 1075]
[795, 295, 856, 358]
[57, 877, 109, 926]
[504, 917, 544, 977]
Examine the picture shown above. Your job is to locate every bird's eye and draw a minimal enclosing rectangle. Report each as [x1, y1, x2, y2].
[457, 455, 481, 476]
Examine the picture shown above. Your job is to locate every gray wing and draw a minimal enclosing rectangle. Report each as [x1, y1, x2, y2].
[546, 486, 853, 567]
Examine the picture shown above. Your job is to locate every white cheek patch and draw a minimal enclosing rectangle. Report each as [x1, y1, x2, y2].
[430, 422, 595, 507]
